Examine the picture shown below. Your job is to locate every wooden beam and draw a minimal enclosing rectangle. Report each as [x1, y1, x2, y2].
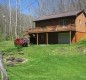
[46, 33, 48, 45]
[70, 31, 71, 44]
[36, 33, 38, 45]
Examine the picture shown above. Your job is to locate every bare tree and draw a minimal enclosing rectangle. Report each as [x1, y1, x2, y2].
[0, 54, 8, 80]
[33, 0, 86, 18]
[9, 0, 12, 39]
[0, 0, 86, 40]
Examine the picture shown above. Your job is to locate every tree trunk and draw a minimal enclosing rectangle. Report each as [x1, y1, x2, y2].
[0, 54, 8, 80]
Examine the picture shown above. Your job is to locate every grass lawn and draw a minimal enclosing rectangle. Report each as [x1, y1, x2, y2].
[0, 38, 86, 80]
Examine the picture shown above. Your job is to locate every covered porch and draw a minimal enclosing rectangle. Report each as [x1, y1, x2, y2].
[29, 31, 76, 45]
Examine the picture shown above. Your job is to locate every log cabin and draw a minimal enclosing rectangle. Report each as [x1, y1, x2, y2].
[26, 10, 86, 45]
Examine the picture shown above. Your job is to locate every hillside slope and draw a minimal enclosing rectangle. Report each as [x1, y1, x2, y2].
[0, 39, 86, 80]
[77, 36, 86, 45]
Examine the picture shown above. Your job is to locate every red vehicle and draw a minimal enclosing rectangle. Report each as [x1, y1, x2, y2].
[14, 38, 29, 47]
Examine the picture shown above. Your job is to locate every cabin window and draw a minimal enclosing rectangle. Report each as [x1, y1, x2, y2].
[64, 19, 68, 25]
[59, 19, 68, 27]
[59, 20, 63, 26]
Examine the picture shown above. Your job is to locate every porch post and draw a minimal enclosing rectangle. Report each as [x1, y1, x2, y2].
[70, 31, 71, 44]
[37, 33, 38, 45]
[46, 32, 48, 45]
[75, 33, 77, 43]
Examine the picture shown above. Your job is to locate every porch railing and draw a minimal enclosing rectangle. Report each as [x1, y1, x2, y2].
[28, 24, 76, 33]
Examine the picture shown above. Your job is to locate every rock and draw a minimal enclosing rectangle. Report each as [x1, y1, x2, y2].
[6, 57, 15, 61]
[6, 56, 25, 65]
[7, 61, 14, 67]
[18, 52, 24, 55]
[15, 58, 24, 63]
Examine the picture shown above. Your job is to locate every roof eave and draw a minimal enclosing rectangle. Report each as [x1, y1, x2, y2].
[33, 15, 76, 22]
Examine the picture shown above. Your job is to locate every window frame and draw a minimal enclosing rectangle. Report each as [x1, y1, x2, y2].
[59, 19, 68, 27]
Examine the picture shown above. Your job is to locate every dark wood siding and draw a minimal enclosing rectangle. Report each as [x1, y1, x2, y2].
[38, 33, 46, 44]
[36, 17, 76, 28]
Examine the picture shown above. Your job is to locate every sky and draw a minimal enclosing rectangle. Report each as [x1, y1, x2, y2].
[0, 0, 38, 15]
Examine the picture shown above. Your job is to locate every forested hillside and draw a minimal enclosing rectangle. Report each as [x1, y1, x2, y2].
[0, 0, 34, 40]
[0, 0, 86, 40]
[34, 0, 86, 17]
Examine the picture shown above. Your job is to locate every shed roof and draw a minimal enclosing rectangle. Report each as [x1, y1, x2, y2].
[34, 10, 84, 22]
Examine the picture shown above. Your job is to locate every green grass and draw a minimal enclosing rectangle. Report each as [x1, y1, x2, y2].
[0, 38, 86, 80]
